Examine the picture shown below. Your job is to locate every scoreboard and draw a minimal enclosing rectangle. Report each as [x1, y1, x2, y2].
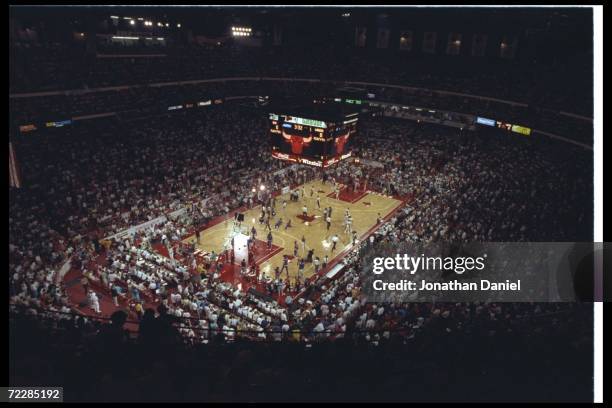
[269, 111, 358, 168]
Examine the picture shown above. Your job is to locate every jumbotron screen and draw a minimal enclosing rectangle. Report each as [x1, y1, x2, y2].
[269, 111, 358, 168]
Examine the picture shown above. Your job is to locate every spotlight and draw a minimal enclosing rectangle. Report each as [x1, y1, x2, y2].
[130, 20, 135, 25]
[260, 185, 266, 191]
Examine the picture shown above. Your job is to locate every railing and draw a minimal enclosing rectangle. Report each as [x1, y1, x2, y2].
[9, 304, 575, 344]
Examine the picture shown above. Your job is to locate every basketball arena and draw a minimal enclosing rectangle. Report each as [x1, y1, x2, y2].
[8, 5, 602, 403]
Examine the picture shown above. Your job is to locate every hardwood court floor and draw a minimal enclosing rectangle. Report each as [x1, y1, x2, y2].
[182, 179, 403, 283]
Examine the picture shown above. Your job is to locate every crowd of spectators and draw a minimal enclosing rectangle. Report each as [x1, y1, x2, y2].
[7, 17, 598, 401]
[9, 42, 592, 115]
[10, 80, 593, 147]
[355, 119, 592, 241]
[10, 39, 593, 132]
[10, 284, 593, 402]
[10, 104, 593, 344]
[9, 94, 595, 400]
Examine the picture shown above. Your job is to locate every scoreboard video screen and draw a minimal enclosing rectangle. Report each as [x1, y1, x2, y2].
[269, 110, 358, 168]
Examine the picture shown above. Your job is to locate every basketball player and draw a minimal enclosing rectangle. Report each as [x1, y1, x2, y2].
[274, 218, 283, 230]
[297, 258, 305, 281]
[331, 234, 339, 252]
[265, 216, 272, 231]
[344, 217, 352, 235]
[281, 255, 289, 275]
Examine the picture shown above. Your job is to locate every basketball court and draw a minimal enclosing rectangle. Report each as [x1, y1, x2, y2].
[182, 178, 404, 284]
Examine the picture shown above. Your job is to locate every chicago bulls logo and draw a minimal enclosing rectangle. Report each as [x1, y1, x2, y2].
[334, 131, 351, 155]
[282, 130, 314, 155]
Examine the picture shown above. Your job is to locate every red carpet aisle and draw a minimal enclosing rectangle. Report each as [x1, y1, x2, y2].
[63, 251, 159, 331]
